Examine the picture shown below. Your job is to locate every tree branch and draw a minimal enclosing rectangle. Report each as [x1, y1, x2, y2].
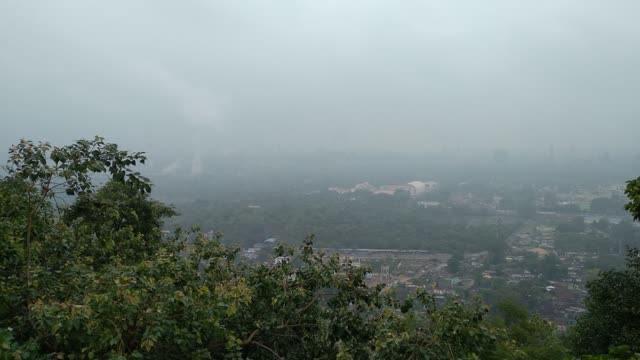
[243, 328, 260, 345]
[295, 293, 320, 315]
[250, 341, 283, 360]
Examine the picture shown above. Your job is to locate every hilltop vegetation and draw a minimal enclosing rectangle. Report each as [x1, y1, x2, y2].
[1, 138, 639, 359]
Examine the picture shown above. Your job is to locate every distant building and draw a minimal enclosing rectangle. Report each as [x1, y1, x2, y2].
[408, 181, 439, 195]
[329, 180, 439, 197]
[328, 186, 352, 194]
[376, 185, 415, 196]
[583, 215, 624, 224]
[418, 201, 441, 208]
[528, 247, 551, 257]
[372, 189, 397, 196]
[274, 256, 291, 265]
[240, 249, 258, 260]
[408, 181, 427, 194]
[353, 182, 377, 192]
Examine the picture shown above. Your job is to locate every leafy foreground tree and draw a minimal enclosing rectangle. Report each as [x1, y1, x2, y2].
[491, 300, 568, 360]
[566, 247, 640, 356]
[563, 177, 640, 358]
[1, 137, 151, 311]
[1, 213, 502, 358]
[0, 137, 510, 359]
[581, 346, 640, 360]
[0, 137, 624, 359]
[626, 176, 640, 221]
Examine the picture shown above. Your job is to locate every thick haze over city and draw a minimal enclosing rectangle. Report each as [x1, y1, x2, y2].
[4, 2, 640, 358]
[2, 1, 640, 158]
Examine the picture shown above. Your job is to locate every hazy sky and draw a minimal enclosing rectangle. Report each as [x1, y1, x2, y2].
[1, 1, 639, 158]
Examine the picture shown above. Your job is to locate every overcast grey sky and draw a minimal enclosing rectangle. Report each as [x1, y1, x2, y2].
[1, 1, 639, 157]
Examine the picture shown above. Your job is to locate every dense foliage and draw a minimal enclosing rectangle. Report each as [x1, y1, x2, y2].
[626, 176, 640, 221]
[566, 248, 640, 355]
[564, 176, 640, 358]
[0, 138, 639, 359]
